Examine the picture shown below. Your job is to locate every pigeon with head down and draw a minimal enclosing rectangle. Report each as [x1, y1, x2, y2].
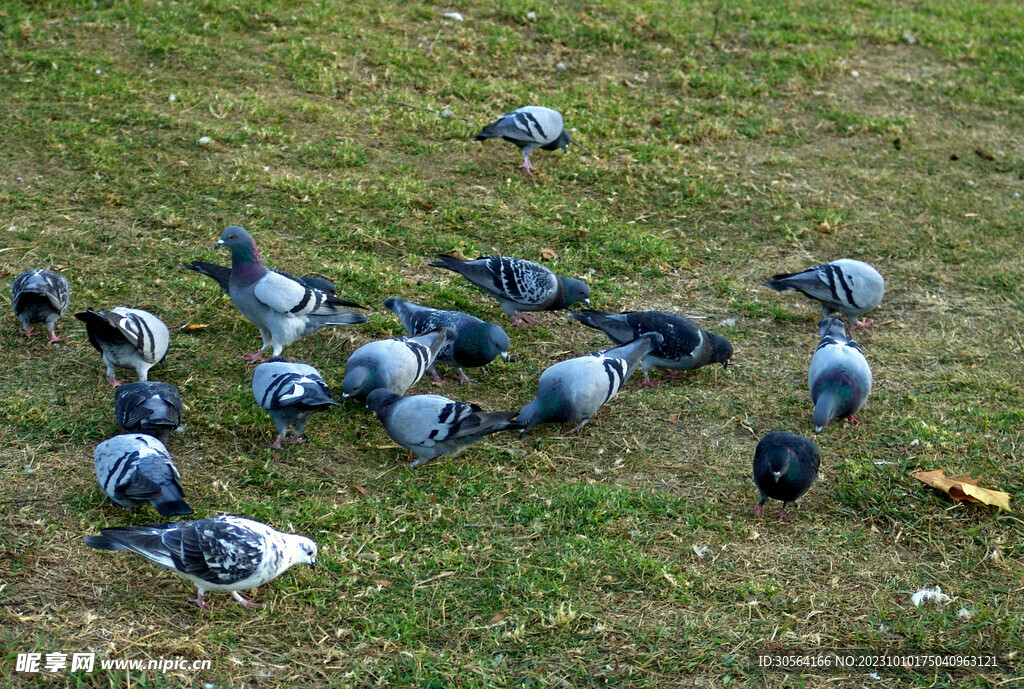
[808, 317, 872, 433]
[429, 255, 590, 327]
[75, 307, 169, 386]
[341, 327, 457, 401]
[94, 433, 192, 517]
[474, 106, 580, 175]
[215, 226, 367, 362]
[752, 431, 821, 521]
[252, 358, 339, 449]
[11, 269, 70, 343]
[114, 381, 182, 444]
[762, 258, 884, 328]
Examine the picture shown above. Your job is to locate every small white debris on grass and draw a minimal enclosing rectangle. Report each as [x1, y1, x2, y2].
[169, 93, 178, 102]
[443, 12, 464, 21]
[199, 136, 212, 145]
[440, 108, 454, 119]
[556, 61, 567, 72]
[718, 318, 737, 327]
[95, 69, 102, 75]
[957, 607, 974, 621]
[910, 438, 920, 446]
[526, 11, 537, 20]
[869, 672, 880, 679]
[967, 180, 976, 186]
[901, 32, 916, 45]
[911, 586, 952, 607]
[692, 544, 709, 559]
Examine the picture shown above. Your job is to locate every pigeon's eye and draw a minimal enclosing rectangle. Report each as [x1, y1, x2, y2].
[228, 234, 236, 240]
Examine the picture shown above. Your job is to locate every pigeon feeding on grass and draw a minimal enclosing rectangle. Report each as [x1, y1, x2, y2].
[762, 258, 885, 327]
[11, 269, 71, 343]
[85, 515, 317, 611]
[341, 327, 457, 401]
[75, 307, 170, 386]
[429, 255, 590, 327]
[114, 381, 183, 444]
[568, 309, 733, 386]
[474, 106, 580, 175]
[518, 332, 663, 436]
[752, 431, 821, 521]
[252, 358, 339, 449]
[215, 226, 367, 362]
[180, 260, 338, 297]
[809, 317, 872, 433]
[383, 297, 509, 383]
[94, 433, 192, 517]
[366, 389, 524, 467]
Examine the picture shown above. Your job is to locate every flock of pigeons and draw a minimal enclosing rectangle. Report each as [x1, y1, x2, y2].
[10, 106, 885, 611]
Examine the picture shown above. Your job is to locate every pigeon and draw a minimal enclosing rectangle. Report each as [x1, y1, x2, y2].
[114, 381, 183, 444]
[366, 389, 524, 467]
[75, 307, 170, 386]
[474, 106, 576, 174]
[252, 358, 339, 449]
[429, 255, 590, 326]
[342, 327, 457, 401]
[568, 309, 733, 385]
[518, 332, 663, 435]
[180, 260, 339, 298]
[85, 515, 317, 610]
[11, 269, 71, 343]
[383, 297, 510, 383]
[215, 226, 368, 362]
[752, 431, 821, 521]
[808, 317, 872, 433]
[94, 433, 192, 517]
[762, 258, 885, 327]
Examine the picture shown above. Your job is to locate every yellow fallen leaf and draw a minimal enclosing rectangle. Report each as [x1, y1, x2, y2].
[540, 248, 559, 260]
[912, 469, 1012, 511]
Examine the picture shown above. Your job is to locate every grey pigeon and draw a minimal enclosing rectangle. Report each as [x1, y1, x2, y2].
[366, 389, 524, 467]
[114, 381, 183, 444]
[383, 297, 510, 383]
[808, 317, 872, 433]
[85, 515, 317, 610]
[75, 307, 170, 386]
[11, 269, 71, 343]
[252, 358, 339, 449]
[753, 431, 821, 521]
[94, 433, 192, 517]
[342, 327, 457, 401]
[518, 332, 663, 436]
[429, 255, 590, 327]
[180, 260, 341, 299]
[215, 226, 368, 362]
[763, 258, 885, 327]
[569, 309, 733, 385]
[475, 106, 574, 174]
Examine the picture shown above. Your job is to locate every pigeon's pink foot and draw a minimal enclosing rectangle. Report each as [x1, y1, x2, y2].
[107, 376, 124, 388]
[853, 319, 878, 329]
[664, 370, 687, 379]
[847, 415, 864, 426]
[519, 159, 536, 175]
[511, 311, 539, 326]
[191, 593, 210, 611]
[285, 436, 305, 444]
[457, 369, 473, 384]
[18, 327, 34, 337]
[267, 436, 285, 450]
[753, 504, 765, 517]
[776, 508, 791, 522]
[234, 594, 261, 609]
[239, 351, 265, 363]
[639, 377, 664, 388]
[429, 370, 444, 384]
[47, 331, 64, 344]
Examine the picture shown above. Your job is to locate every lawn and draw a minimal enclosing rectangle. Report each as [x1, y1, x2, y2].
[1, 0, 1022, 687]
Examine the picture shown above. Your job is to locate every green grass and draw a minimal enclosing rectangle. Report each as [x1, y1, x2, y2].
[2, 0, 1023, 686]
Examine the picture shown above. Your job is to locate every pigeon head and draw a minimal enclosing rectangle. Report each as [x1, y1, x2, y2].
[818, 316, 849, 341]
[554, 130, 572, 152]
[454, 322, 511, 367]
[366, 388, 401, 416]
[560, 277, 591, 308]
[285, 534, 318, 567]
[341, 365, 373, 400]
[709, 333, 734, 369]
[216, 226, 262, 265]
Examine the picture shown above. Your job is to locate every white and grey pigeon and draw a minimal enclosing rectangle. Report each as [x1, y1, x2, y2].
[518, 332, 663, 436]
[114, 381, 183, 444]
[341, 327, 457, 401]
[252, 358, 339, 449]
[429, 255, 590, 327]
[808, 317, 872, 433]
[85, 515, 317, 610]
[753, 431, 821, 521]
[94, 433, 192, 517]
[569, 309, 733, 386]
[11, 268, 71, 343]
[75, 307, 170, 386]
[366, 389, 524, 468]
[215, 226, 368, 362]
[763, 258, 885, 327]
[474, 106, 574, 174]
[180, 260, 340, 298]
[383, 297, 510, 383]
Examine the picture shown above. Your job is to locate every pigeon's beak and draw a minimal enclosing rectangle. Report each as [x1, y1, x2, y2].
[583, 298, 591, 307]
[215, 239, 225, 248]
[722, 360, 729, 370]
[500, 351, 510, 363]
[772, 471, 782, 483]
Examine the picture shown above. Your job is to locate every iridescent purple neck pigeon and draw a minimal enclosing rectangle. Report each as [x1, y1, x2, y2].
[753, 431, 820, 521]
